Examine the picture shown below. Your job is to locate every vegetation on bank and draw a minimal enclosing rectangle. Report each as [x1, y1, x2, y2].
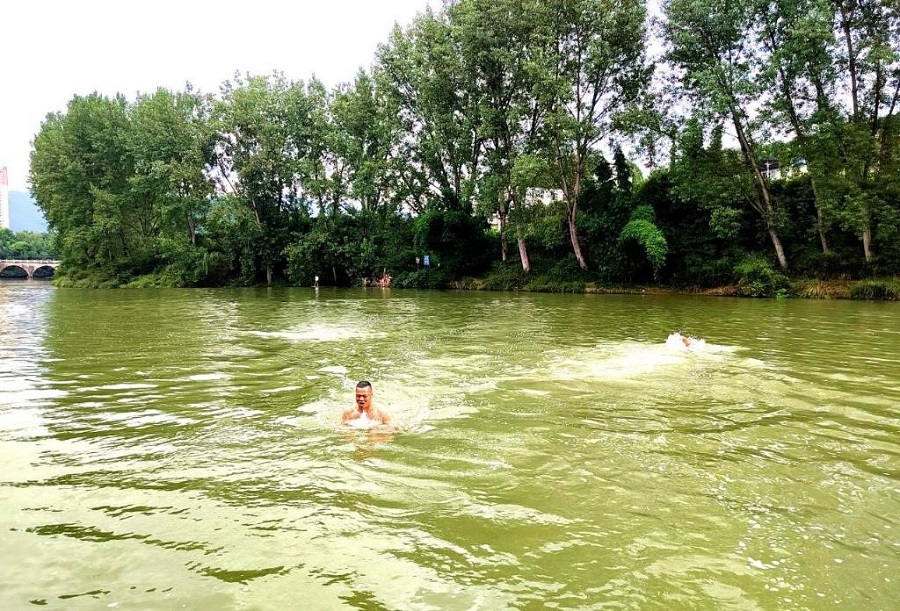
[386, 259, 897, 300]
[25, 0, 900, 299]
[0, 229, 57, 260]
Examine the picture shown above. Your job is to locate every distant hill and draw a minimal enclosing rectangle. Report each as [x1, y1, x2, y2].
[9, 191, 49, 233]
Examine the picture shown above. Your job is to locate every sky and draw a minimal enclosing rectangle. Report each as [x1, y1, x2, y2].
[0, 0, 439, 193]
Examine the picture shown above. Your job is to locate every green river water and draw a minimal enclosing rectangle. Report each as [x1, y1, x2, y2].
[0, 282, 897, 610]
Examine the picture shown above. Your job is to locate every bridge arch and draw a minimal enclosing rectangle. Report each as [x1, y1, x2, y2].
[0, 259, 60, 279]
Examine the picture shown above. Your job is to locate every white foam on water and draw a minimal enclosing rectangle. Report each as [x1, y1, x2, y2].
[186, 373, 229, 382]
[666, 332, 706, 351]
[248, 326, 388, 343]
[261, 385, 301, 394]
[95, 382, 158, 390]
[543, 336, 740, 382]
[548, 347, 684, 380]
[318, 365, 348, 375]
[345, 412, 377, 429]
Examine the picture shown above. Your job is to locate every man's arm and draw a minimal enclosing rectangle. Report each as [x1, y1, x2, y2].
[376, 409, 392, 425]
[341, 407, 357, 423]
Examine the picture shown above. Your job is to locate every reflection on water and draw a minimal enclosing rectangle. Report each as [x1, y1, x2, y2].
[1, 284, 898, 609]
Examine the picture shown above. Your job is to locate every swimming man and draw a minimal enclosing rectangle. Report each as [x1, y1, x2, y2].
[342, 381, 392, 426]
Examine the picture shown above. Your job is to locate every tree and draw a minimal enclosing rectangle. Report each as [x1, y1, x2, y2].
[532, 0, 650, 270]
[0, 229, 58, 259]
[212, 74, 315, 285]
[377, 9, 484, 213]
[664, 0, 790, 269]
[30, 93, 137, 277]
[450, 0, 550, 272]
[330, 69, 403, 217]
[754, 0, 837, 253]
[829, 0, 900, 263]
[128, 87, 217, 283]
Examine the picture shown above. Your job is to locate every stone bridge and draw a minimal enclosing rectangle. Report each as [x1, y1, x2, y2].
[0, 259, 60, 279]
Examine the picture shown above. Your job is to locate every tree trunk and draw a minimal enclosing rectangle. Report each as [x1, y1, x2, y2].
[837, 1, 860, 117]
[567, 212, 588, 270]
[863, 225, 873, 262]
[507, 190, 529, 272]
[773, 62, 830, 255]
[187, 213, 197, 246]
[559, 157, 588, 270]
[266, 265, 273, 287]
[810, 178, 829, 253]
[498, 198, 508, 262]
[767, 226, 788, 272]
[732, 110, 788, 269]
[516, 222, 530, 273]
[500, 215, 508, 261]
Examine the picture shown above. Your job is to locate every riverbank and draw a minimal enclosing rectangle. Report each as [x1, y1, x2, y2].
[443, 276, 900, 300]
[33, 265, 900, 300]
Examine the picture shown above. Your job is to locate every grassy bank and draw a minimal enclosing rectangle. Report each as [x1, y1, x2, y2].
[440, 270, 900, 300]
[44, 264, 899, 300]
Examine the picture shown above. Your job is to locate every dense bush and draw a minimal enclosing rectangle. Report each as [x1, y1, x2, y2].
[734, 255, 791, 297]
[480, 261, 528, 290]
[850, 280, 900, 301]
[619, 217, 668, 277]
[0, 229, 58, 259]
[392, 268, 451, 289]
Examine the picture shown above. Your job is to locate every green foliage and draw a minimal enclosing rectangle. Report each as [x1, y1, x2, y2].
[412, 209, 493, 278]
[392, 268, 451, 289]
[576, 158, 631, 280]
[284, 231, 326, 287]
[0, 229, 58, 259]
[21, 0, 900, 291]
[377, 8, 483, 215]
[790, 280, 850, 299]
[849, 280, 900, 301]
[619, 217, 668, 276]
[30, 93, 136, 273]
[524, 257, 590, 292]
[789, 249, 854, 279]
[734, 255, 791, 297]
[480, 261, 529, 290]
[708, 207, 743, 240]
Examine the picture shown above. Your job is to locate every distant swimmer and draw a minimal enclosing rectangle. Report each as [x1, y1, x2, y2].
[667, 332, 704, 350]
[342, 381, 392, 427]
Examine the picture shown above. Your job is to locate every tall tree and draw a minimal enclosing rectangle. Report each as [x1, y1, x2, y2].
[330, 69, 403, 217]
[665, 0, 790, 269]
[30, 93, 137, 275]
[300, 77, 350, 220]
[755, 0, 837, 253]
[450, 0, 549, 272]
[830, 0, 900, 262]
[129, 87, 216, 263]
[534, 0, 650, 270]
[377, 9, 484, 213]
[212, 74, 314, 285]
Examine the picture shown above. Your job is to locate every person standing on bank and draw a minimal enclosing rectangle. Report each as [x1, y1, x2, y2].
[342, 381, 392, 426]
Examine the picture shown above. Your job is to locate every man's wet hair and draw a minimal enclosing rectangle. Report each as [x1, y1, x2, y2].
[356, 380, 372, 390]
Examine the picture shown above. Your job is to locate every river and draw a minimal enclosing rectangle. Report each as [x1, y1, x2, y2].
[1, 282, 897, 610]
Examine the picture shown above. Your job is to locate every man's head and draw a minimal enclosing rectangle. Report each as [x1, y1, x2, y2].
[355, 381, 373, 411]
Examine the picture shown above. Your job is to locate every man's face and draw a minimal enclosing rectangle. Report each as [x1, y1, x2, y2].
[355, 387, 373, 410]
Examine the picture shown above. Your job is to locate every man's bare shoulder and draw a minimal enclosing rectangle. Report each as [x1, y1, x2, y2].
[375, 409, 392, 424]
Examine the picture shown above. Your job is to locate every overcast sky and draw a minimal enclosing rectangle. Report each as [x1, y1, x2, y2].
[0, 0, 438, 193]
